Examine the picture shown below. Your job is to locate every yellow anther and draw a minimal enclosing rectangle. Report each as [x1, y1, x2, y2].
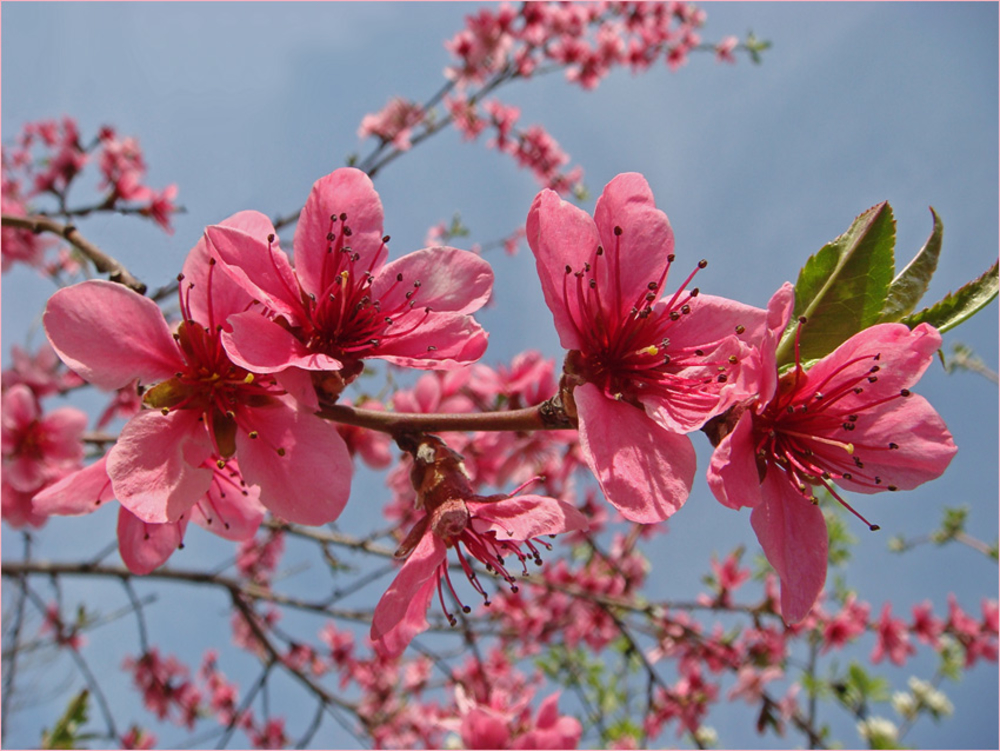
[640, 345, 659, 356]
[243, 373, 255, 384]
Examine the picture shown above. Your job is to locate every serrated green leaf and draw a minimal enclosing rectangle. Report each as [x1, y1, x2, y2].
[776, 202, 896, 367]
[901, 261, 999, 334]
[878, 207, 943, 321]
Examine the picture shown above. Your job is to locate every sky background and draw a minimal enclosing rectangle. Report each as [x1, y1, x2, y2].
[2, 2, 998, 749]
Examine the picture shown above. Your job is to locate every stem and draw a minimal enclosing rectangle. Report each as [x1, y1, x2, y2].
[315, 396, 575, 436]
[1, 213, 147, 294]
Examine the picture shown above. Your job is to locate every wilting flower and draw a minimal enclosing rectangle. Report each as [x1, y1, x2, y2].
[207, 167, 493, 409]
[707, 284, 957, 622]
[371, 436, 588, 657]
[43, 212, 352, 526]
[526, 172, 765, 523]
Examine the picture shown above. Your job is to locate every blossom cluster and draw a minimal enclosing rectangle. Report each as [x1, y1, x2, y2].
[1, 118, 179, 274]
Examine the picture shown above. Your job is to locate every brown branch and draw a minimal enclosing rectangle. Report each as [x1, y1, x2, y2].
[1, 213, 146, 294]
[316, 395, 575, 437]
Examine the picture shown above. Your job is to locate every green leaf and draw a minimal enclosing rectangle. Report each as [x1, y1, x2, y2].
[878, 207, 943, 321]
[901, 260, 999, 334]
[776, 202, 896, 367]
[41, 690, 90, 749]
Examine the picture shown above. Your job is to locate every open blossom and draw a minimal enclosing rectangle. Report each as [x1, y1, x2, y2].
[527, 172, 765, 522]
[358, 97, 426, 151]
[34, 453, 265, 574]
[707, 284, 957, 622]
[43, 212, 352, 527]
[370, 436, 587, 657]
[208, 168, 493, 409]
[441, 684, 582, 749]
[1, 384, 86, 495]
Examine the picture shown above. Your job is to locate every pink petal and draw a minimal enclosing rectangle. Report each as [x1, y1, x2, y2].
[836, 393, 956, 494]
[189, 462, 265, 541]
[802, 322, 942, 400]
[757, 283, 796, 404]
[117, 506, 186, 575]
[206, 223, 303, 323]
[575, 383, 695, 523]
[371, 533, 446, 656]
[373, 313, 489, 369]
[294, 168, 386, 298]
[183, 213, 266, 325]
[526, 188, 600, 350]
[707, 410, 763, 510]
[373, 248, 493, 314]
[750, 474, 828, 623]
[221, 311, 342, 372]
[44, 280, 183, 391]
[666, 293, 768, 352]
[32, 455, 115, 516]
[234, 401, 351, 525]
[469, 495, 588, 540]
[592, 172, 674, 311]
[274, 367, 320, 412]
[107, 409, 214, 523]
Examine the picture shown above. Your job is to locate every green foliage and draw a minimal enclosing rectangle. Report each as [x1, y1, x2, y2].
[833, 661, 892, 712]
[824, 502, 858, 568]
[744, 31, 772, 64]
[777, 202, 996, 372]
[878, 208, 943, 322]
[930, 506, 968, 545]
[776, 202, 896, 366]
[41, 690, 93, 750]
[901, 260, 999, 334]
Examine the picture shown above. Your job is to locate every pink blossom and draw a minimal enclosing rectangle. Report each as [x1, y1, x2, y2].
[728, 665, 783, 704]
[820, 593, 871, 652]
[120, 726, 156, 750]
[871, 603, 916, 666]
[123, 649, 202, 728]
[43, 212, 352, 526]
[370, 436, 587, 657]
[910, 600, 944, 647]
[708, 284, 957, 623]
[209, 168, 493, 409]
[1, 384, 86, 494]
[33, 453, 265, 574]
[527, 172, 765, 522]
[1, 343, 84, 398]
[715, 35, 739, 63]
[358, 97, 426, 151]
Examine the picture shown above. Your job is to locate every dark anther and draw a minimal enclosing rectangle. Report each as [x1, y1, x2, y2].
[694, 349, 704, 356]
[870, 365, 881, 373]
[589, 279, 597, 288]
[613, 225, 623, 236]
[327, 232, 336, 241]
[648, 281, 658, 290]
[717, 374, 728, 383]
[888, 485, 898, 491]
[690, 287, 700, 297]
[798, 316, 807, 324]
[888, 442, 899, 449]
[396, 272, 404, 282]
[383, 235, 390, 243]
[843, 472, 853, 480]
[900, 389, 911, 397]
[669, 311, 680, 321]
[343, 227, 353, 237]
[680, 304, 691, 314]
[698, 259, 708, 268]
[667, 253, 675, 263]
[728, 355, 738, 364]
[596, 246, 604, 256]
[339, 212, 347, 221]
[267, 233, 275, 243]
[867, 376, 878, 383]
[735, 324, 745, 334]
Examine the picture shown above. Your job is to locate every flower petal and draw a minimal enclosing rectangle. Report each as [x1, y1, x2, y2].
[206, 223, 303, 323]
[32, 455, 115, 516]
[235, 401, 351, 525]
[575, 383, 695, 523]
[373, 247, 493, 314]
[707, 409, 763, 510]
[469, 494, 589, 540]
[836, 393, 956, 494]
[593, 172, 674, 311]
[371, 533, 446, 656]
[107, 409, 214, 523]
[294, 168, 386, 298]
[373, 313, 489, 369]
[526, 188, 600, 350]
[44, 280, 183, 390]
[750, 474, 828, 623]
[221, 311, 343, 372]
[184, 213, 265, 325]
[117, 506, 186, 575]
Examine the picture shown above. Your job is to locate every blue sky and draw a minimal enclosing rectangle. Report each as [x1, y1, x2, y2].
[2, 3, 997, 749]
